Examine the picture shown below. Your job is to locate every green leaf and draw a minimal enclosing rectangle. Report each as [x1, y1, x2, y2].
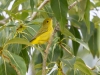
[35, 53, 43, 64]
[80, 22, 95, 42]
[48, 44, 63, 62]
[62, 28, 75, 38]
[44, 4, 54, 17]
[0, 58, 6, 75]
[74, 69, 84, 75]
[8, 44, 22, 54]
[66, 68, 74, 75]
[70, 26, 81, 56]
[96, 2, 100, 7]
[92, 16, 100, 28]
[74, 58, 93, 75]
[19, 45, 30, 69]
[0, 0, 11, 11]
[68, 15, 80, 28]
[30, 0, 34, 11]
[14, 10, 29, 20]
[21, 11, 29, 20]
[62, 57, 76, 69]
[77, 0, 87, 20]
[0, 63, 17, 75]
[28, 18, 44, 25]
[84, 0, 90, 33]
[98, 25, 100, 55]
[6, 20, 18, 27]
[4, 37, 32, 48]
[0, 25, 6, 31]
[50, 0, 68, 30]
[36, 70, 42, 75]
[77, 0, 90, 33]
[5, 52, 27, 75]
[35, 63, 42, 69]
[15, 13, 21, 20]
[0, 15, 4, 20]
[11, 0, 26, 12]
[74, 38, 89, 50]
[88, 29, 99, 57]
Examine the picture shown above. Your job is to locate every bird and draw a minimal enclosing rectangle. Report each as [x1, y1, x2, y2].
[30, 18, 53, 45]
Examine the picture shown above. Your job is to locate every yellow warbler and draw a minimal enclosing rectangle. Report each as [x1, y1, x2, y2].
[30, 18, 53, 44]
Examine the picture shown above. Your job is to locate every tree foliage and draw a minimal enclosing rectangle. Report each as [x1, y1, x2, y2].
[0, 0, 100, 75]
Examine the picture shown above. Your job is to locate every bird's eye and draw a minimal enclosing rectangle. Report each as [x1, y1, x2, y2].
[47, 21, 48, 23]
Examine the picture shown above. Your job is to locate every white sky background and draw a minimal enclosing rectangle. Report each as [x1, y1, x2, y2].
[1, 0, 100, 75]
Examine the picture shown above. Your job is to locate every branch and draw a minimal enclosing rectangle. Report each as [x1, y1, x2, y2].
[29, 0, 50, 21]
[42, 25, 57, 75]
[86, 65, 95, 70]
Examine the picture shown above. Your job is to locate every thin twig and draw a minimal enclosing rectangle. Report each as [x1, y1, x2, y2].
[29, 0, 50, 21]
[59, 44, 74, 57]
[68, 0, 82, 10]
[86, 65, 95, 70]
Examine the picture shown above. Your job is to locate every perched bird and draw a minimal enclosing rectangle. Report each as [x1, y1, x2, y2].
[30, 18, 53, 44]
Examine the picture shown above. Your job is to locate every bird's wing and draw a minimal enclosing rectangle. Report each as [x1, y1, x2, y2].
[30, 26, 48, 42]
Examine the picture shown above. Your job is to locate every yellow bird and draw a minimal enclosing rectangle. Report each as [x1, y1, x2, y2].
[30, 18, 53, 44]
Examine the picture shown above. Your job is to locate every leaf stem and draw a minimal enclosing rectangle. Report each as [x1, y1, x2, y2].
[59, 43, 74, 57]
